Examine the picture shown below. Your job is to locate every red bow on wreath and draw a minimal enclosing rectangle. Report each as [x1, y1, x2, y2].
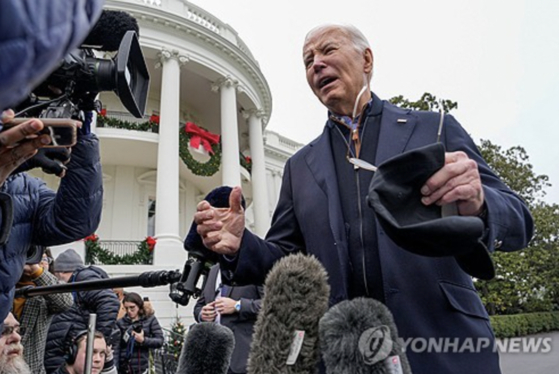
[184, 122, 220, 155]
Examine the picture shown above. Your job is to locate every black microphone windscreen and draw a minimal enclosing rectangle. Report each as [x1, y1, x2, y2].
[176, 322, 235, 374]
[319, 298, 412, 374]
[82, 10, 139, 51]
[248, 253, 330, 374]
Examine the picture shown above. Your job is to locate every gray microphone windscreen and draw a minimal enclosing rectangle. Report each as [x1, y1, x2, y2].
[176, 322, 235, 374]
[319, 297, 412, 374]
[248, 253, 330, 374]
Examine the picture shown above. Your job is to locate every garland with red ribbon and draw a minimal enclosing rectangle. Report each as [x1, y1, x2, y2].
[97, 114, 252, 177]
[84, 235, 155, 265]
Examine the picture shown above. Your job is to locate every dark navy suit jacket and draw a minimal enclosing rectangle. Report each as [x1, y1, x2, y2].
[194, 264, 263, 374]
[223, 96, 533, 374]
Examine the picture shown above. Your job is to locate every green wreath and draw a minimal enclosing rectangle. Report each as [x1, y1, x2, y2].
[179, 128, 222, 177]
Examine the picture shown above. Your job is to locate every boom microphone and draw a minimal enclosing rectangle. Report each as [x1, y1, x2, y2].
[319, 298, 412, 374]
[176, 322, 235, 374]
[82, 10, 140, 51]
[247, 253, 330, 374]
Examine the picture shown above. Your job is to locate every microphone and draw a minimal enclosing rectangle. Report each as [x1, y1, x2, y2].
[176, 322, 235, 374]
[247, 253, 330, 374]
[319, 297, 412, 374]
[82, 10, 140, 51]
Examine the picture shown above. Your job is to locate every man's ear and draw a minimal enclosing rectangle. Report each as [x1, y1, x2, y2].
[363, 48, 374, 75]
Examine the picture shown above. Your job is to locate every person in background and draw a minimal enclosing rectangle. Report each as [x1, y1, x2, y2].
[113, 288, 128, 320]
[0, 312, 31, 374]
[40, 248, 55, 274]
[45, 249, 119, 374]
[194, 263, 263, 374]
[193, 23, 534, 374]
[142, 297, 154, 317]
[116, 292, 163, 374]
[13, 245, 73, 374]
[51, 330, 117, 374]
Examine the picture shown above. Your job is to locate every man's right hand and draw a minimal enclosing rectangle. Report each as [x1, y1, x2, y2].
[0, 110, 50, 186]
[200, 302, 217, 322]
[194, 186, 245, 255]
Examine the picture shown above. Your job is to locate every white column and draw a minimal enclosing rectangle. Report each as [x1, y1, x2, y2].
[153, 49, 188, 266]
[212, 77, 241, 187]
[244, 109, 270, 235]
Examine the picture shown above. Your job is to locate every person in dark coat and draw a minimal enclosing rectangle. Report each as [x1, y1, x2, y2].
[44, 249, 120, 374]
[0, 0, 105, 333]
[194, 264, 263, 374]
[0, 111, 104, 333]
[117, 292, 164, 374]
[193, 24, 534, 374]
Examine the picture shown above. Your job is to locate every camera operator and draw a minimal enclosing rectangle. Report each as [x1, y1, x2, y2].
[0, 0, 105, 333]
[116, 292, 163, 374]
[0, 0, 104, 111]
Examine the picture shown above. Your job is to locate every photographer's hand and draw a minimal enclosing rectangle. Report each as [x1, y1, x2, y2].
[132, 329, 145, 344]
[12, 147, 71, 177]
[0, 110, 50, 186]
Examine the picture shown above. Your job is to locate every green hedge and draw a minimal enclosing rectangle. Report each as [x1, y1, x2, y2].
[490, 312, 559, 338]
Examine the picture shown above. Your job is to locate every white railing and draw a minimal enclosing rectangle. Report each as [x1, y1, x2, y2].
[126, 0, 255, 60]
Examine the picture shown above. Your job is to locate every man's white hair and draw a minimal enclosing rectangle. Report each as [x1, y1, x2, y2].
[305, 23, 371, 53]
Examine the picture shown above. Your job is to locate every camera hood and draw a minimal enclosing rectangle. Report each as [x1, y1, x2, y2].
[114, 31, 150, 118]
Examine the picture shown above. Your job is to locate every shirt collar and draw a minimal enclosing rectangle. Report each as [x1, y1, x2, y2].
[326, 92, 383, 129]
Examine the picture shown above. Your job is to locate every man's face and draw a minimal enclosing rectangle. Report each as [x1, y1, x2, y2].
[303, 27, 373, 116]
[54, 272, 72, 282]
[71, 337, 106, 374]
[0, 313, 30, 374]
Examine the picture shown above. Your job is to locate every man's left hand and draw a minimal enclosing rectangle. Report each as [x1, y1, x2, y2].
[214, 297, 237, 315]
[420, 151, 484, 216]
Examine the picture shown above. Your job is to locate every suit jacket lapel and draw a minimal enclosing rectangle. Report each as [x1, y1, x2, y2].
[376, 103, 417, 164]
[205, 265, 219, 302]
[304, 126, 346, 245]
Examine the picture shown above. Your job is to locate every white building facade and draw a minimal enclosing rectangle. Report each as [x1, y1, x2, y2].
[33, 0, 302, 328]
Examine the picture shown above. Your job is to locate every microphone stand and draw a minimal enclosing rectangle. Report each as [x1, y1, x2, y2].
[15, 270, 183, 299]
[15, 256, 210, 308]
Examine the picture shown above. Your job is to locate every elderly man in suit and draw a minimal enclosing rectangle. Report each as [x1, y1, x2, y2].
[194, 24, 533, 373]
